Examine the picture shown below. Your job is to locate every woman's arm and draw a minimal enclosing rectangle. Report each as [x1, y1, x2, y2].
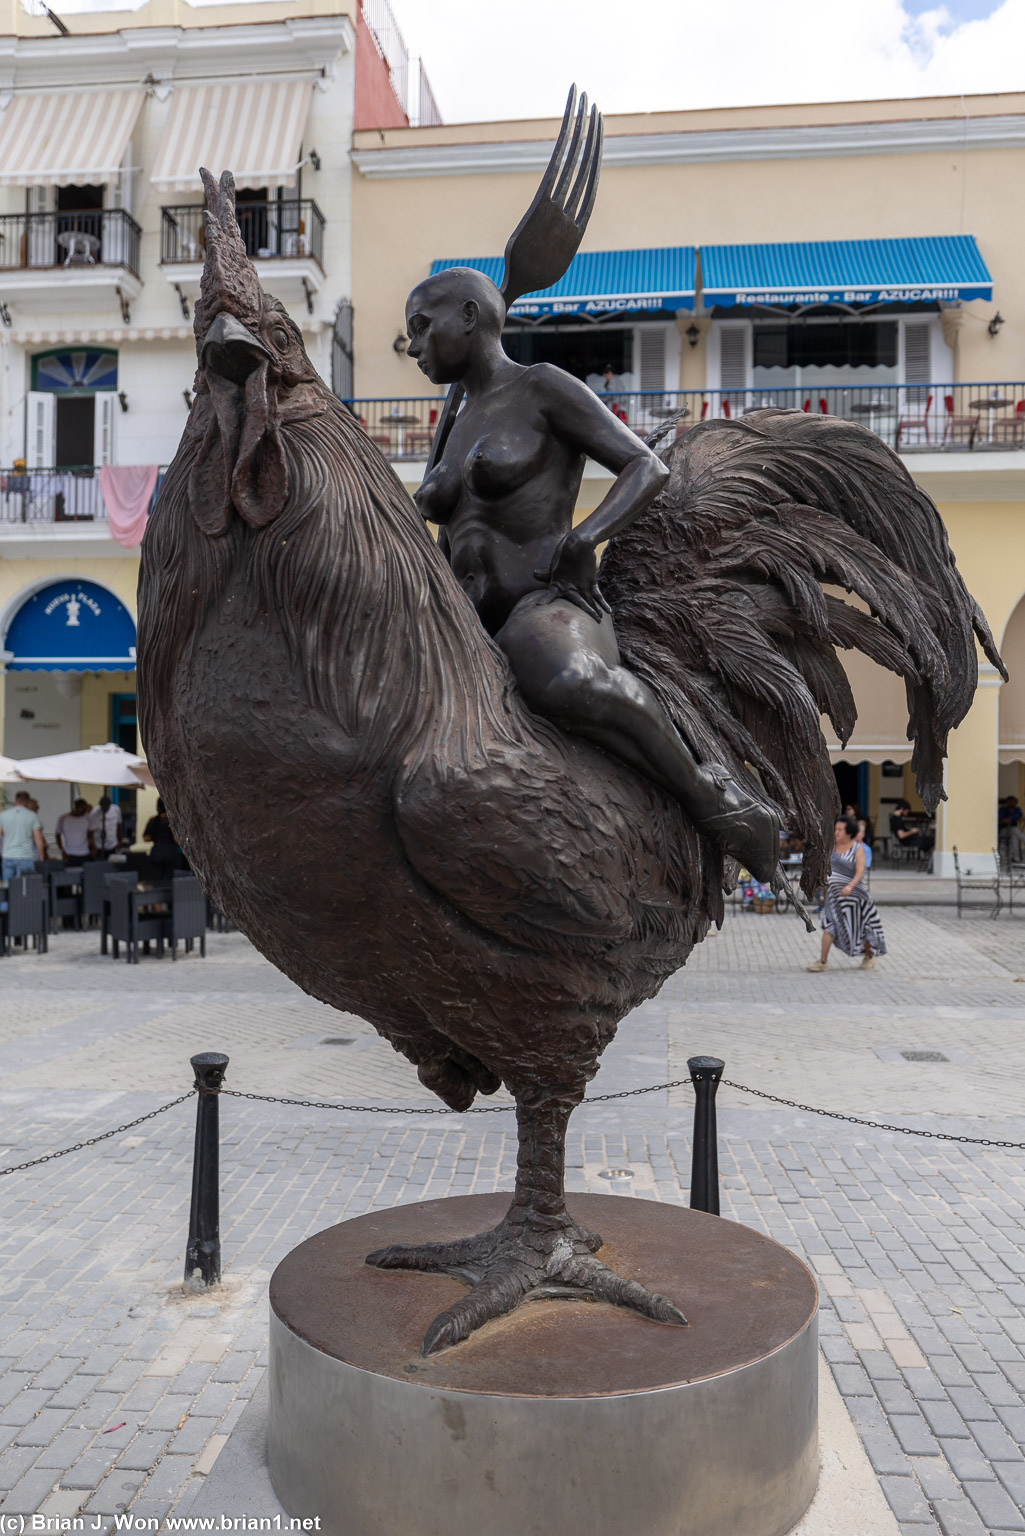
[533, 366, 669, 618]
[842, 845, 866, 894]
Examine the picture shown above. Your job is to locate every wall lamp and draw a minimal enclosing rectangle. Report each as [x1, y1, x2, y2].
[988, 311, 1005, 337]
[685, 323, 700, 348]
[309, 148, 321, 171]
[183, 389, 194, 409]
[393, 333, 409, 354]
[118, 391, 129, 413]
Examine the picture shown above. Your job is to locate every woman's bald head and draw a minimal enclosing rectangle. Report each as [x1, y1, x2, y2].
[406, 267, 506, 337]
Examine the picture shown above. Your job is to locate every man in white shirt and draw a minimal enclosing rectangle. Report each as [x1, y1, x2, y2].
[88, 795, 123, 857]
[55, 798, 93, 863]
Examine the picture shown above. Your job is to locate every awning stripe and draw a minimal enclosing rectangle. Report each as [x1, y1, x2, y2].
[429, 247, 696, 317]
[150, 80, 314, 194]
[0, 89, 144, 188]
[700, 235, 993, 307]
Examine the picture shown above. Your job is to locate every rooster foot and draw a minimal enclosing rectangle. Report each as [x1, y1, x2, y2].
[366, 1215, 686, 1355]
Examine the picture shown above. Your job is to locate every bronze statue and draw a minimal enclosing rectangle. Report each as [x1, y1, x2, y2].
[138, 107, 1003, 1355]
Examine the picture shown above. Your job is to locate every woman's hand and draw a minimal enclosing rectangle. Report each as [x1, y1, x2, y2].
[535, 531, 610, 625]
[842, 882, 855, 896]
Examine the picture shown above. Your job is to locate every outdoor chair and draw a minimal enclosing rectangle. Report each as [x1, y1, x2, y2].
[170, 875, 207, 959]
[992, 399, 1025, 446]
[953, 847, 1002, 918]
[896, 393, 933, 451]
[47, 868, 82, 932]
[106, 873, 167, 963]
[100, 868, 137, 953]
[942, 394, 978, 449]
[2, 874, 48, 956]
[81, 860, 112, 927]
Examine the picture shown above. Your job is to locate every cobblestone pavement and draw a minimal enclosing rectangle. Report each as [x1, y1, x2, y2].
[0, 906, 1023, 1532]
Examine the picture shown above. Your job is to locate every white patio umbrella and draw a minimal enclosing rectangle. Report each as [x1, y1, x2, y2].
[0, 754, 24, 782]
[14, 742, 148, 789]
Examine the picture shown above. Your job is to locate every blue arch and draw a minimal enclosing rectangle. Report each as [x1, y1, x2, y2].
[5, 579, 136, 672]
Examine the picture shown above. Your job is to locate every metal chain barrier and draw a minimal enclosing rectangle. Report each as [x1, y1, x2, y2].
[0, 1091, 197, 1179]
[222, 1083, 1025, 1149]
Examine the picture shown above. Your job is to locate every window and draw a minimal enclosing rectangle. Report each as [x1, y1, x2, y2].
[503, 325, 634, 383]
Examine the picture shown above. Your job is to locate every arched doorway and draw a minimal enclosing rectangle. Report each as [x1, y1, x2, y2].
[2, 578, 137, 840]
[998, 590, 1025, 808]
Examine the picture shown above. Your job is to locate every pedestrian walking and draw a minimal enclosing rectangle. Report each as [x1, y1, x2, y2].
[55, 798, 92, 864]
[807, 815, 886, 972]
[0, 790, 45, 880]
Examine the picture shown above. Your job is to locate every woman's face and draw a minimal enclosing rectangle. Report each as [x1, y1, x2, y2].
[834, 820, 851, 848]
[405, 293, 475, 386]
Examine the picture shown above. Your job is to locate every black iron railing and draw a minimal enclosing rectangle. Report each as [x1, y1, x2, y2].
[0, 209, 142, 277]
[0, 467, 166, 525]
[345, 383, 1025, 459]
[161, 201, 325, 269]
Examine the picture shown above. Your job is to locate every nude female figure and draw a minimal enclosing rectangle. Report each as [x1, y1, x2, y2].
[406, 266, 779, 881]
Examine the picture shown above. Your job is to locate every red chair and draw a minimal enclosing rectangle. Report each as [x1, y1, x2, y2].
[993, 398, 1025, 446]
[721, 399, 731, 419]
[896, 393, 933, 450]
[819, 398, 828, 414]
[801, 398, 810, 413]
[942, 393, 977, 448]
[700, 399, 709, 420]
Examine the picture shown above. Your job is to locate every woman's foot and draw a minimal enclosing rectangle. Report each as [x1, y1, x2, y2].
[807, 959, 828, 972]
[860, 954, 875, 970]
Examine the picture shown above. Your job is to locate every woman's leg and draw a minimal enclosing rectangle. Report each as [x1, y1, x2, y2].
[821, 932, 834, 963]
[497, 593, 780, 880]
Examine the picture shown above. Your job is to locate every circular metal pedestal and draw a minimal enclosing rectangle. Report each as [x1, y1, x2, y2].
[268, 1193, 818, 1536]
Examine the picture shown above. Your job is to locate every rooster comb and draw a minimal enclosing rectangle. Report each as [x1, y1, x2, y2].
[194, 168, 265, 347]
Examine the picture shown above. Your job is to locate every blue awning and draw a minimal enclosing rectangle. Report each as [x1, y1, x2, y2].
[429, 247, 696, 318]
[700, 235, 992, 308]
[4, 579, 136, 672]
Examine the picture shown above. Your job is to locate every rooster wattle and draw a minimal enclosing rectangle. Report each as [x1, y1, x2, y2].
[138, 170, 1003, 1355]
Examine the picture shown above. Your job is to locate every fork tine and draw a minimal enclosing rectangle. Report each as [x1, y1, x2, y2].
[552, 90, 588, 208]
[569, 105, 602, 229]
[538, 83, 578, 200]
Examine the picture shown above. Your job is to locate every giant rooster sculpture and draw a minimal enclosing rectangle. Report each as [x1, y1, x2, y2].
[139, 154, 1003, 1356]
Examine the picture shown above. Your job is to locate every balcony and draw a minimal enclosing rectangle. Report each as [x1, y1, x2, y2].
[161, 200, 326, 310]
[347, 383, 1025, 459]
[0, 210, 143, 311]
[0, 467, 163, 558]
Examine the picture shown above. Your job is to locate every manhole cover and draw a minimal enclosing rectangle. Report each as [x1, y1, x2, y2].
[900, 1049, 949, 1063]
[321, 1037, 355, 1047]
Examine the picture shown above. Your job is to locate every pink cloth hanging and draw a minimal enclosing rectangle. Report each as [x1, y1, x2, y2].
[99, 464, 159, 548]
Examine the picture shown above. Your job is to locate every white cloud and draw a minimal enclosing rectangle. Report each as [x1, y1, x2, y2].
[388, 0, 1025, 122]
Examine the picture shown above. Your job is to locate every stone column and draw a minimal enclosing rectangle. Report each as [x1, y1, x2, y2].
[933, 661, 1003, 878]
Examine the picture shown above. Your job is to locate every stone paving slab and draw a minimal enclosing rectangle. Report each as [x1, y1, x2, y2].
[0, 906, 1022, 1529]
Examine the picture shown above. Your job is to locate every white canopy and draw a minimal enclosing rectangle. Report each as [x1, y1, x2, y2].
[150, 79, 314, 194]
[0, 89, 145, 188]
[15, 742, 147, 789]
[0, 754, 24, 783]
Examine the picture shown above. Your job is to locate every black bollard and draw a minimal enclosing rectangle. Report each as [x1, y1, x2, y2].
[688, 1055, 724, 1215]
[184, 1052, 229, 1290]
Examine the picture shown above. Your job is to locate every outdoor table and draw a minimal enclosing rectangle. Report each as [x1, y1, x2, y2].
[386, 413, 420, 457]
[968, 396, 1010, 444]
[57, 230, 99, 266]
[850, 400, 890, 435]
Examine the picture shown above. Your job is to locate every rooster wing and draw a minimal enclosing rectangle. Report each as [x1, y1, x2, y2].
[600, 409, 1005, 892]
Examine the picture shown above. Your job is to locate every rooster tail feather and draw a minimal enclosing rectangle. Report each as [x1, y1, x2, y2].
[600, 410, 1004, 893]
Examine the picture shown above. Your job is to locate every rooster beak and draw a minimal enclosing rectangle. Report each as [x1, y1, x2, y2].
[202, 313, 271, 385]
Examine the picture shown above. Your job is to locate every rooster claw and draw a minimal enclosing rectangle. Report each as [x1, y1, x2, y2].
[696, 765, 780, 883]
[366, 1219, 686, 1355]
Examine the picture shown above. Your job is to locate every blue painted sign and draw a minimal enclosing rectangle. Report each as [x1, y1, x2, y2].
[4, 579, 136, 672]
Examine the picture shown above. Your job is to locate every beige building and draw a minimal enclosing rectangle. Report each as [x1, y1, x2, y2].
[2, 45, 1023, 875]
[348, 91, 1025, 876]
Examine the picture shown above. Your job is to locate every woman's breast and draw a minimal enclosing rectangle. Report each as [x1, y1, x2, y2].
[463, 434, 541, 499]
[414, 463, 461, 524]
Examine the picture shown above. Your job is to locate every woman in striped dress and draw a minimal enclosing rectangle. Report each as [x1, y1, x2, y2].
[807, 815, 886, 971]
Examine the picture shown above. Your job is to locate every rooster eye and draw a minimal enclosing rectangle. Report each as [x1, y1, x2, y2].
[270, 327, 289, 351]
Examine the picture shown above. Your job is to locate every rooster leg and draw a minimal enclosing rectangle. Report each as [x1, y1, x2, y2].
[366, 1090, 686, 1355]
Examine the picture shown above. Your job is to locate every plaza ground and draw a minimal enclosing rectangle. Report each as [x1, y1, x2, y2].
[0, 900, 1023, 1533]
